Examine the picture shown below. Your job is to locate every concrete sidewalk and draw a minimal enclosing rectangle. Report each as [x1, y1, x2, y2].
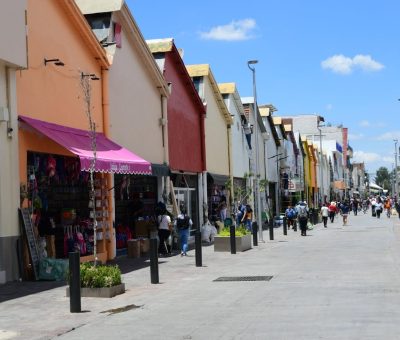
[1, 214, 400, 339]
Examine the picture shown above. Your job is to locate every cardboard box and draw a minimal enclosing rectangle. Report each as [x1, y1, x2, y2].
[139, 238, 150, 254]
[127, 239, 140, 258]
[135, 221, 149, 238]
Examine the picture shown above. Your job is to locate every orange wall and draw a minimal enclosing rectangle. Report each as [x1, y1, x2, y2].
[17, 0, 103, 130]
[17, 0, 104, 181]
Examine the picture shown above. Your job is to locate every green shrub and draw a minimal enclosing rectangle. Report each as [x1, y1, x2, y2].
[218, 225, 251, 237]
[80, 263, 122, 288]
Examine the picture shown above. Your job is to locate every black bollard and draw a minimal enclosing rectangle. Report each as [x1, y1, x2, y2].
[69, 251, 81, 313]
[252, 222, 258, 246]
[269, 218, 274, 240]
[149, 238, 159, 284]
[230, 224, 236, 254]
[283, 216, 287, 235]
[195, 229, 202, 267]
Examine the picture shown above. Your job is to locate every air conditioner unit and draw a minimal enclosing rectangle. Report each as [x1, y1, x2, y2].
[0, 107, 9, 122]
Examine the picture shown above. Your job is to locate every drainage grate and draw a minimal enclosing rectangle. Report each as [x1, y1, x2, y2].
[213, 276, 273, 282]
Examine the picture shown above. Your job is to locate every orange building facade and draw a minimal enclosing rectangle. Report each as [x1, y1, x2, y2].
[17, 0, 114, 268]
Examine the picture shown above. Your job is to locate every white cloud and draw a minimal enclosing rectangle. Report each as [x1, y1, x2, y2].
[199, 19, 256, 41]
[359, 120, 370, 127]
[353, 55, 384, 72]
[326, 104, 333, 111]
[353, 151, 381, 163]
[348, 133, 364, 140]
[382, 156, 395, 163]
[375, 131, 400, 140]
[321, 55, 353, 74]
[321, 54, 384, 74]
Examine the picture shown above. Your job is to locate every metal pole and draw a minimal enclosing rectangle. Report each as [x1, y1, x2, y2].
[269, 218, 274, 240]
[248, 61, 264, 243]
[252, 221, 258, 246]
[283, 216, 287, 235]
[276, 158, 280, 216]
[68, 252, 81, 313]
[195, 229, 202, 266]
[395, 139, 398, 198]
[149, 238, 159, 284]
[319, 127, 324, 205]
[230, 224, 236, 254]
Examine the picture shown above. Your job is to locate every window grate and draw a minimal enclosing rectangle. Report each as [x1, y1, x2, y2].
[213, 276, 273, 282]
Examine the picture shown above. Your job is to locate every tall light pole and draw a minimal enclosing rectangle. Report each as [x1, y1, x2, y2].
[247, 60, 263, 242]
[317, 123, 326, 204]
[394, 139, 398, 198]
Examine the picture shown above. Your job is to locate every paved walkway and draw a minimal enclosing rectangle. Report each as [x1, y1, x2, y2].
[1, 212, 400, 339]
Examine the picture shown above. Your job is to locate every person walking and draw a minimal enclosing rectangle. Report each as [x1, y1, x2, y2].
[321, 203, 329, 228]
[285, 205, 296, 230]
[175, 205, 193, 256]
[328, 201, 337, 223]
[352, 199, 359, 216]
[395, 199, 400, 219]
[158, 208, 172, 256]
[375, 198, 383, 219]
[339, 201, 350, 226]
[296, 201, 309, 236]
[241, 204, 253, 231]
[384, 198, 392, 218]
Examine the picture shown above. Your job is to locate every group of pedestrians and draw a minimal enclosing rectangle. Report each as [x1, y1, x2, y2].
[285, 201, 312, 236]
[285, 199, 353, 233]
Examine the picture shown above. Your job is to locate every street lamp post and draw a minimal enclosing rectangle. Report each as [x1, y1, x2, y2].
[317, 126, 325, 205]
[394, 139, 398, 198]
[247, 60, 263, 242]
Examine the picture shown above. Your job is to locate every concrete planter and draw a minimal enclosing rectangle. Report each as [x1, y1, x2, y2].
[66, 283, 125, 298]
[214, 234, 252, 252]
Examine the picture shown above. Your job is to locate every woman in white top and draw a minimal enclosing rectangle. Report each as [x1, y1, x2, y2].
[158, 210, 172, 255]
[320, 204, 329, 228]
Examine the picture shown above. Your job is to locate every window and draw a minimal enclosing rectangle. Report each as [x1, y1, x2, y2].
[192, 76, 204, 98]
[85, 13, 112, 43]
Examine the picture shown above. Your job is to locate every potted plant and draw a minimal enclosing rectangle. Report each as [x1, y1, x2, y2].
[214, 225, 252, 252]
[67, 263, 125, 298]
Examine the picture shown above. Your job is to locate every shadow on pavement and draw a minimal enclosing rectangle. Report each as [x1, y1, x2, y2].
[0, 254, 172, 303]
[0, 280, 66, 303]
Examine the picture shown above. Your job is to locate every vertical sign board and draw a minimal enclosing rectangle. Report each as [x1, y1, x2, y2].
[19, 208, 40, 280]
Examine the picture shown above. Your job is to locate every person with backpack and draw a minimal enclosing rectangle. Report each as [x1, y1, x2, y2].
[175, 204, 193, 256]
[285, 205, 296, 230]
[296, 201, 309, 236]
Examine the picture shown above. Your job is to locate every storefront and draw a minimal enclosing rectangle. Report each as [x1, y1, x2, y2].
[207, 173, 229, 224]
[19, 116, 151, 268]
[170, 173, 198, 239]
[113, 173, 158, 254]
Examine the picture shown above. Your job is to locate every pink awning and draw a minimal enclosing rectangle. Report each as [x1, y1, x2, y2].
[19, 115, 152, 175]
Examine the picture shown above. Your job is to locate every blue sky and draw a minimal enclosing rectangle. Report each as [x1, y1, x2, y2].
[127, 0, 400, 174]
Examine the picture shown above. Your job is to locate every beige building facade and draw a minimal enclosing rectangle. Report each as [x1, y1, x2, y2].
[0, 0, 27, 283]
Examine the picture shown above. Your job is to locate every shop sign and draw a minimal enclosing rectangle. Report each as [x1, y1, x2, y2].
[288, 178, 304, 192]
[110, 163, 130, 173]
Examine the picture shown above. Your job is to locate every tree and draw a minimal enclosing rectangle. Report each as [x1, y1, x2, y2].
[374, 167, 390, 190]
[81, 73, 98, 265]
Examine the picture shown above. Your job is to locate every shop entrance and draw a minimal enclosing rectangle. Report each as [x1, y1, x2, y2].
[174, 187, 197, 238]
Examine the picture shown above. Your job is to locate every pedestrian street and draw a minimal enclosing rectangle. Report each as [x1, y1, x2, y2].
[49, 212, 400, 340]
